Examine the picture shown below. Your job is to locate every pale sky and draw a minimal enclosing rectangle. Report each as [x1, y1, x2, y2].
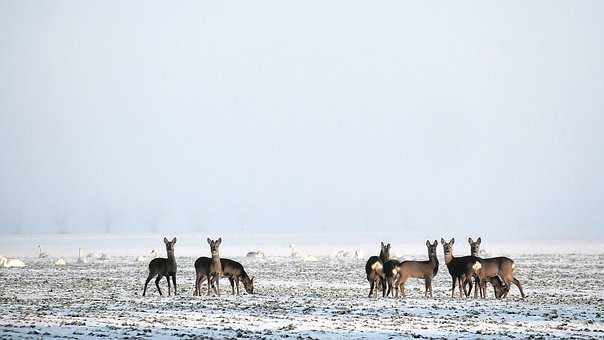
[1, 1, 603, 240]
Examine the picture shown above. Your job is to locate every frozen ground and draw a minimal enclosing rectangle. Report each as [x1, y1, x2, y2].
[1, 252, 603, 339]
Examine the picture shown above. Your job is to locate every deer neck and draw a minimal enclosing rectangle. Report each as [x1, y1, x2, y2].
[167, 250, 175, 264]
[429, 252, 438, 266]
[211, 250, 220, 262]
[444, 252, 453, 265]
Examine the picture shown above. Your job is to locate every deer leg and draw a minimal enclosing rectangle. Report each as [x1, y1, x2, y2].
[236, 278, 240, 295]
[216, 275, 221, 297]
[172, 275, 177, 295]
[229, 278, 235, 295]
[368, 279, 375, 298]
[428, 278, 433, 298]
[155, 275, 163, 296]
[424, 278, 430, 298]
[207, 276, 212, 296]
[451, 277, 456, 298]
[143, 272, 155, 296]
[458, 277, 465, 298]
[166, 276, 171, 296]
[512, 277, 525, 298]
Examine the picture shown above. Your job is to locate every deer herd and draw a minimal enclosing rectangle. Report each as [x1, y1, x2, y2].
[142, 236, 525, 300]
[366, 237, 525, 299]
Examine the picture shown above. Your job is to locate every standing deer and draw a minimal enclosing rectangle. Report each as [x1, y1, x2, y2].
[395, 240, 439, 298]
[441, 238, 482, 298]
[383, 258, 400, 297]
[142, 237, 177, 296]
[364, 242, 390, 297]
[194, 257, 254, 296]
[468, 237, 525, 298]
[206, 238, 223, 296]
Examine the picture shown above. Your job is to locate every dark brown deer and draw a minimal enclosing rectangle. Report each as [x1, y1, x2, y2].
[206, 238, 223, 296]
[383, 258, 400, 297]
[468, 237, 525, 298]
[142, 237, 177, 296]
[441, 238, 482, 298]
[394, 240, 439, 298]
[364, 242, 390, 297]
[194, 257, 254, 296]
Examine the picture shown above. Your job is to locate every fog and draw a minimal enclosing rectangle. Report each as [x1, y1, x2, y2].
[1, 1, 603, 241]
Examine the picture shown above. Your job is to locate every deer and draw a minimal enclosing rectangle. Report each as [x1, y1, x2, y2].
[394, 240, 439, 298]
[441, 238, 483, 298]
[364, 242, 390, 297]
[194, 257, 254, 296]
[467, 237, 525, 298]
[206, 238, 223, 296]
[142, 237, 177, 296]
[383, 258, 400, 297]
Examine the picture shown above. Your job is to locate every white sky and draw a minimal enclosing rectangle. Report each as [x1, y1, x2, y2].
[1, 1, 603, 240]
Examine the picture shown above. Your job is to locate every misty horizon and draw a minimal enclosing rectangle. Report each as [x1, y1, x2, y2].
[1, 1, 603, 241]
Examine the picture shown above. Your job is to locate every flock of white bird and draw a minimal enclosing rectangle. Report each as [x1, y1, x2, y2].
[0, 244, 362, 269]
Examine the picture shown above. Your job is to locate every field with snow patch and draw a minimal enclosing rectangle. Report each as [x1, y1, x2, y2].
[1, 253, 603, 339]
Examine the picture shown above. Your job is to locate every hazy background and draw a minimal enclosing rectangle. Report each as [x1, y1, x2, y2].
[1, 1, 603, 243]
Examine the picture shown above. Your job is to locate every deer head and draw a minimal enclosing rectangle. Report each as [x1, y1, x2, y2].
[468, 237, 481, 256]
[207, 237, 222, 256]
[426, 240, 438, 259]
[163, 237, 177, 257]
[380, 241, 391, 262]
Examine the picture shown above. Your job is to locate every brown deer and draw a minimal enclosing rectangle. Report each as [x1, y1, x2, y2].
[206, 238, 223, 296]
[142, 237, 177, 296]
[468, 237, 525, 298]
[394, 240, 439, 298]
[441, 238, 482, 298]
[383, 258, 400, 297]
[194, 257, 254, 296]
[364, 242, 390, 297]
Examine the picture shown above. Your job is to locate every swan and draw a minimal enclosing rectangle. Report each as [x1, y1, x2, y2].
[0, 255, 26, 268]
[76, 248, 87, 264]
[246, 250, 265, 258]
[288, 244, 299, 258]
[37, 245, 49, 259]
[55, 258, 66, 266]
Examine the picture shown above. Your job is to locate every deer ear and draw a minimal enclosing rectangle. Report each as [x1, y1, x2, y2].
[477, 237, 481, 244]
[207, 238, 212, 245]
[450, 238, 455, 245]
[440, 238, 445, 244]
[172, 237, 177, 244]
[426, 240, 430, 247]
[251, 276, 254, 282]
[216, 238, 222, 245]
[468, 237, 473, 244]
[164, 237, 169, 244]
[381, 242, 384, 247]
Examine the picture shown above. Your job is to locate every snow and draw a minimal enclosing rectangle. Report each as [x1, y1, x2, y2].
[0, 250, 603, 339]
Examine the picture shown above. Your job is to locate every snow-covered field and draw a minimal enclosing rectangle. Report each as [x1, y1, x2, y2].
[1, 251, 603, 339]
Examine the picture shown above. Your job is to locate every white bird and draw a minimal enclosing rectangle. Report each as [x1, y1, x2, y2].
[77, 248, 87, 264]
[37, 245, 49, 259]
[289, 244, 299, 258]
[246, 250, 265, 258]
[0, 255, 26, 268]
[55, 258, 66, 266]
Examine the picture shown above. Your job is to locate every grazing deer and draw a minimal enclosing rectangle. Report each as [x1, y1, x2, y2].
[206, 238, 223, 296]
[194, 257, 254, 296]
[394, 240, 439, 298]
[142, 237, 177, 296]
[364, 242, 390, 297]
[383, 259, 400, 297]
[441, 238, 482, 298]
[468, 237, 525, 298]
